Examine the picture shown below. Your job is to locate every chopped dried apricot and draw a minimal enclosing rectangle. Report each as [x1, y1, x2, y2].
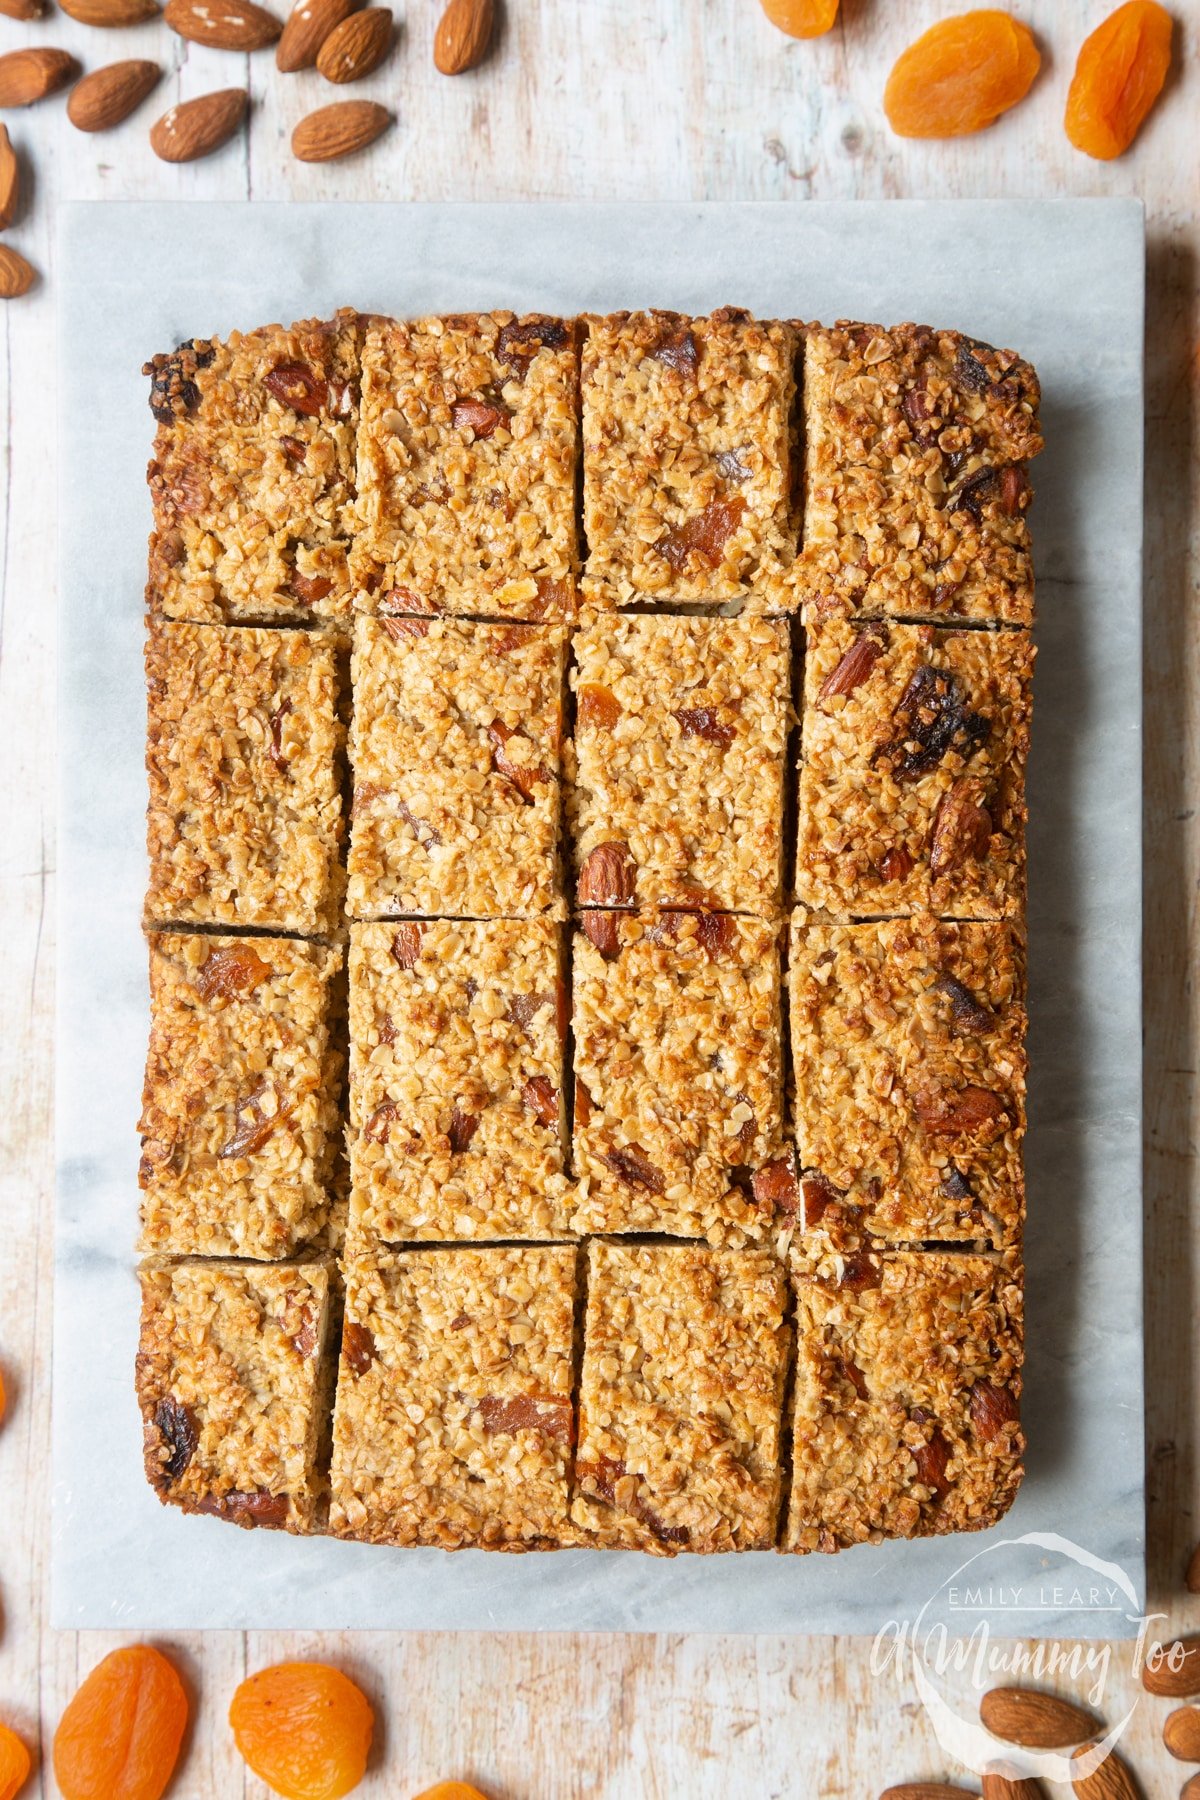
[1065, 1, 1173, 160]
[884, 11, 1040, 139]
[758, 0, 839, 37]
[53, 1646, 187, 1800]
[229, 1662, 373, 1800]
[0, 1723, 31, 1800]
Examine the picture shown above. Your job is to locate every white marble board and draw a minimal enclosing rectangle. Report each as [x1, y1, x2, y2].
[54, 199, 1145, 1635]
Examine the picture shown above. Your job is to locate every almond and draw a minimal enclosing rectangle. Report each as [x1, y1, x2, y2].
[1165, 1706, 1200, 1762]
[291, 97, 390, 160]
[0, 245, 36, 299]
[60, 0, 160, 23]
[1143, 1636, 1200, 1698]
[982, 1769, 1045, 1800]
[0, 0, 45, 17]
[164, 0, 281, 48]
[1187, 1541, 1200, 1594]
[68, 59, 161, 130]
[433, 0, 492, 74]
[980, 1687, 1100, 1749]
[0, 125, 17, 230]
[316, 6, 391, 81]
[1183, 1777, 1200, 1800]
[150, 87, 247, 161]
[1070, 1743, 1141, 1800]
[0, 48, 80, 107]
[276, 0, 354, 70]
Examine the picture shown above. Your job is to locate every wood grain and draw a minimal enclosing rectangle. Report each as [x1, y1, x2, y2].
[0, 2, 1196, 1794]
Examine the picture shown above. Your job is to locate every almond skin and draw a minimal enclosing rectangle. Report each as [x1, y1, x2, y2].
[150, 87, 247, 161]
[1069, 1743, 1141, 1800]
[1165, 1706, 1200, 1762]
[0, 245, 36, 299]
[164, 0, 281, 49]
[0, 0, 45, 18]
[433, 0, 492, 74]
[275, 0, 355, 71]
[0, 125, 17, 230]
[980, 1687, 1100, 1750]
[291, 97, 389, 160]
[1143, 1636, 1200, 1698]
[0, 48, 80, 107]
[316, 6, 390, 81]
[60, 0, 160, 23]
[68, 59, 162, 130]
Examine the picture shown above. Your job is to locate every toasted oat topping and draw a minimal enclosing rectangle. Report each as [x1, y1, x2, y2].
[146, 312, 361, 628]
[798, 322, 1042, 625]
[329, 1247, 578, 1549]
[796, 607, 1032, 919]
[568, 611, 791, 915]
[348, 918, 572, 1245]
[139, 933, 344, 1260]
[145, 618, 345, 935]
[571, 1242, 789, 1553]
[136, 1258, 335, 1533]
[580, 310, 798, 605]
[348, 613, 566, 920]
[785, 1245, 1024, 1552]
[351, 312, 579, 620]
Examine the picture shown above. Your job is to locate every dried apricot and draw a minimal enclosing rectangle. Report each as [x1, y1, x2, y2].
[1064, 1, 1173, 160]
[53, 1646, 187, 1800]
[411, 1786, 492, 1800]
[884, 11, 1040, 139]
[0, 1723, 31, 1800]
[758, 0, 838, 38]
[229, 1662, 373, 1800]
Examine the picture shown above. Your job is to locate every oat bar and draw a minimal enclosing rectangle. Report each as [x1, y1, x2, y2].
[785, 1244, 1024, 1552]
[799, 322, 1042, 624]
[351, 312, 578, 621]
[329, 1247, 578, 1549]
[146, 313, 361, 629]
[137, 1257, 336, 1532]
[138, 933, 343, 1260]
[581, 309, 798, 605]
[571, 1242, 789, 1553]
[348, 918, 571, 1244]
[568, 612, 791, 915]
[144, 618, 345, 936]
[570, 910, 784, 1241]
[796, 608, 1032, 919]
[790, 915, 1026, 1247]
[348, 614, 566, 920]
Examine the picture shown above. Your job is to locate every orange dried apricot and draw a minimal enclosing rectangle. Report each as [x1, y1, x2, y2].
[883, 11, 1040, 139]
[229, 1662, 373, 1800]
[0, 1723, 32, 1800]
[53, 1646, 187, 1800]
[758, 0, 839, 38]
[1065, 1, 1173, 160]
[411, 1786, 492, 1800]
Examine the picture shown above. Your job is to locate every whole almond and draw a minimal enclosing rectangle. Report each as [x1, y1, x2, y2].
[68, 60, 161, 129]
[1070, 1743, 1141, 1800]
[291, 97, 389, 160]
[0, 125, 17, 229]
[1144, 1637, 1200, 1698]
[1183, 1777, 1200, 1800]
[276, 0, 354, 71]
[150, 87, 247, 161]
[0, 0, 45, 16]
[0, 48, 80, 107]
[60, 0, 160, 23]
[1187, 1541, 1200, 1594]
[164, 0, 281, 48]
[983, 1769, 1045, 1800]
[981, 1688, 1101, 1750]
[316, 7, 390, 81]
[433, 0, 491, 74]
[1165, 1706, 1200, 1762]
[0, 244, 36, 298]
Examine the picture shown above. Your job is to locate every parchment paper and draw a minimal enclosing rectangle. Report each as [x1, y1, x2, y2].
[54, 199, 1145, 1635]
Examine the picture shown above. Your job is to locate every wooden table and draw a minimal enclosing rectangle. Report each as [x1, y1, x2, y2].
[0, 3, 1195, 1792]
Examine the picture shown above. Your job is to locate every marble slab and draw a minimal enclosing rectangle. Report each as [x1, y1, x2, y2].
[54, 199, 1145, 1635]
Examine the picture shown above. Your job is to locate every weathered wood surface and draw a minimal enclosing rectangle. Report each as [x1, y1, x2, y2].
[0, 1, 1196, 1792]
